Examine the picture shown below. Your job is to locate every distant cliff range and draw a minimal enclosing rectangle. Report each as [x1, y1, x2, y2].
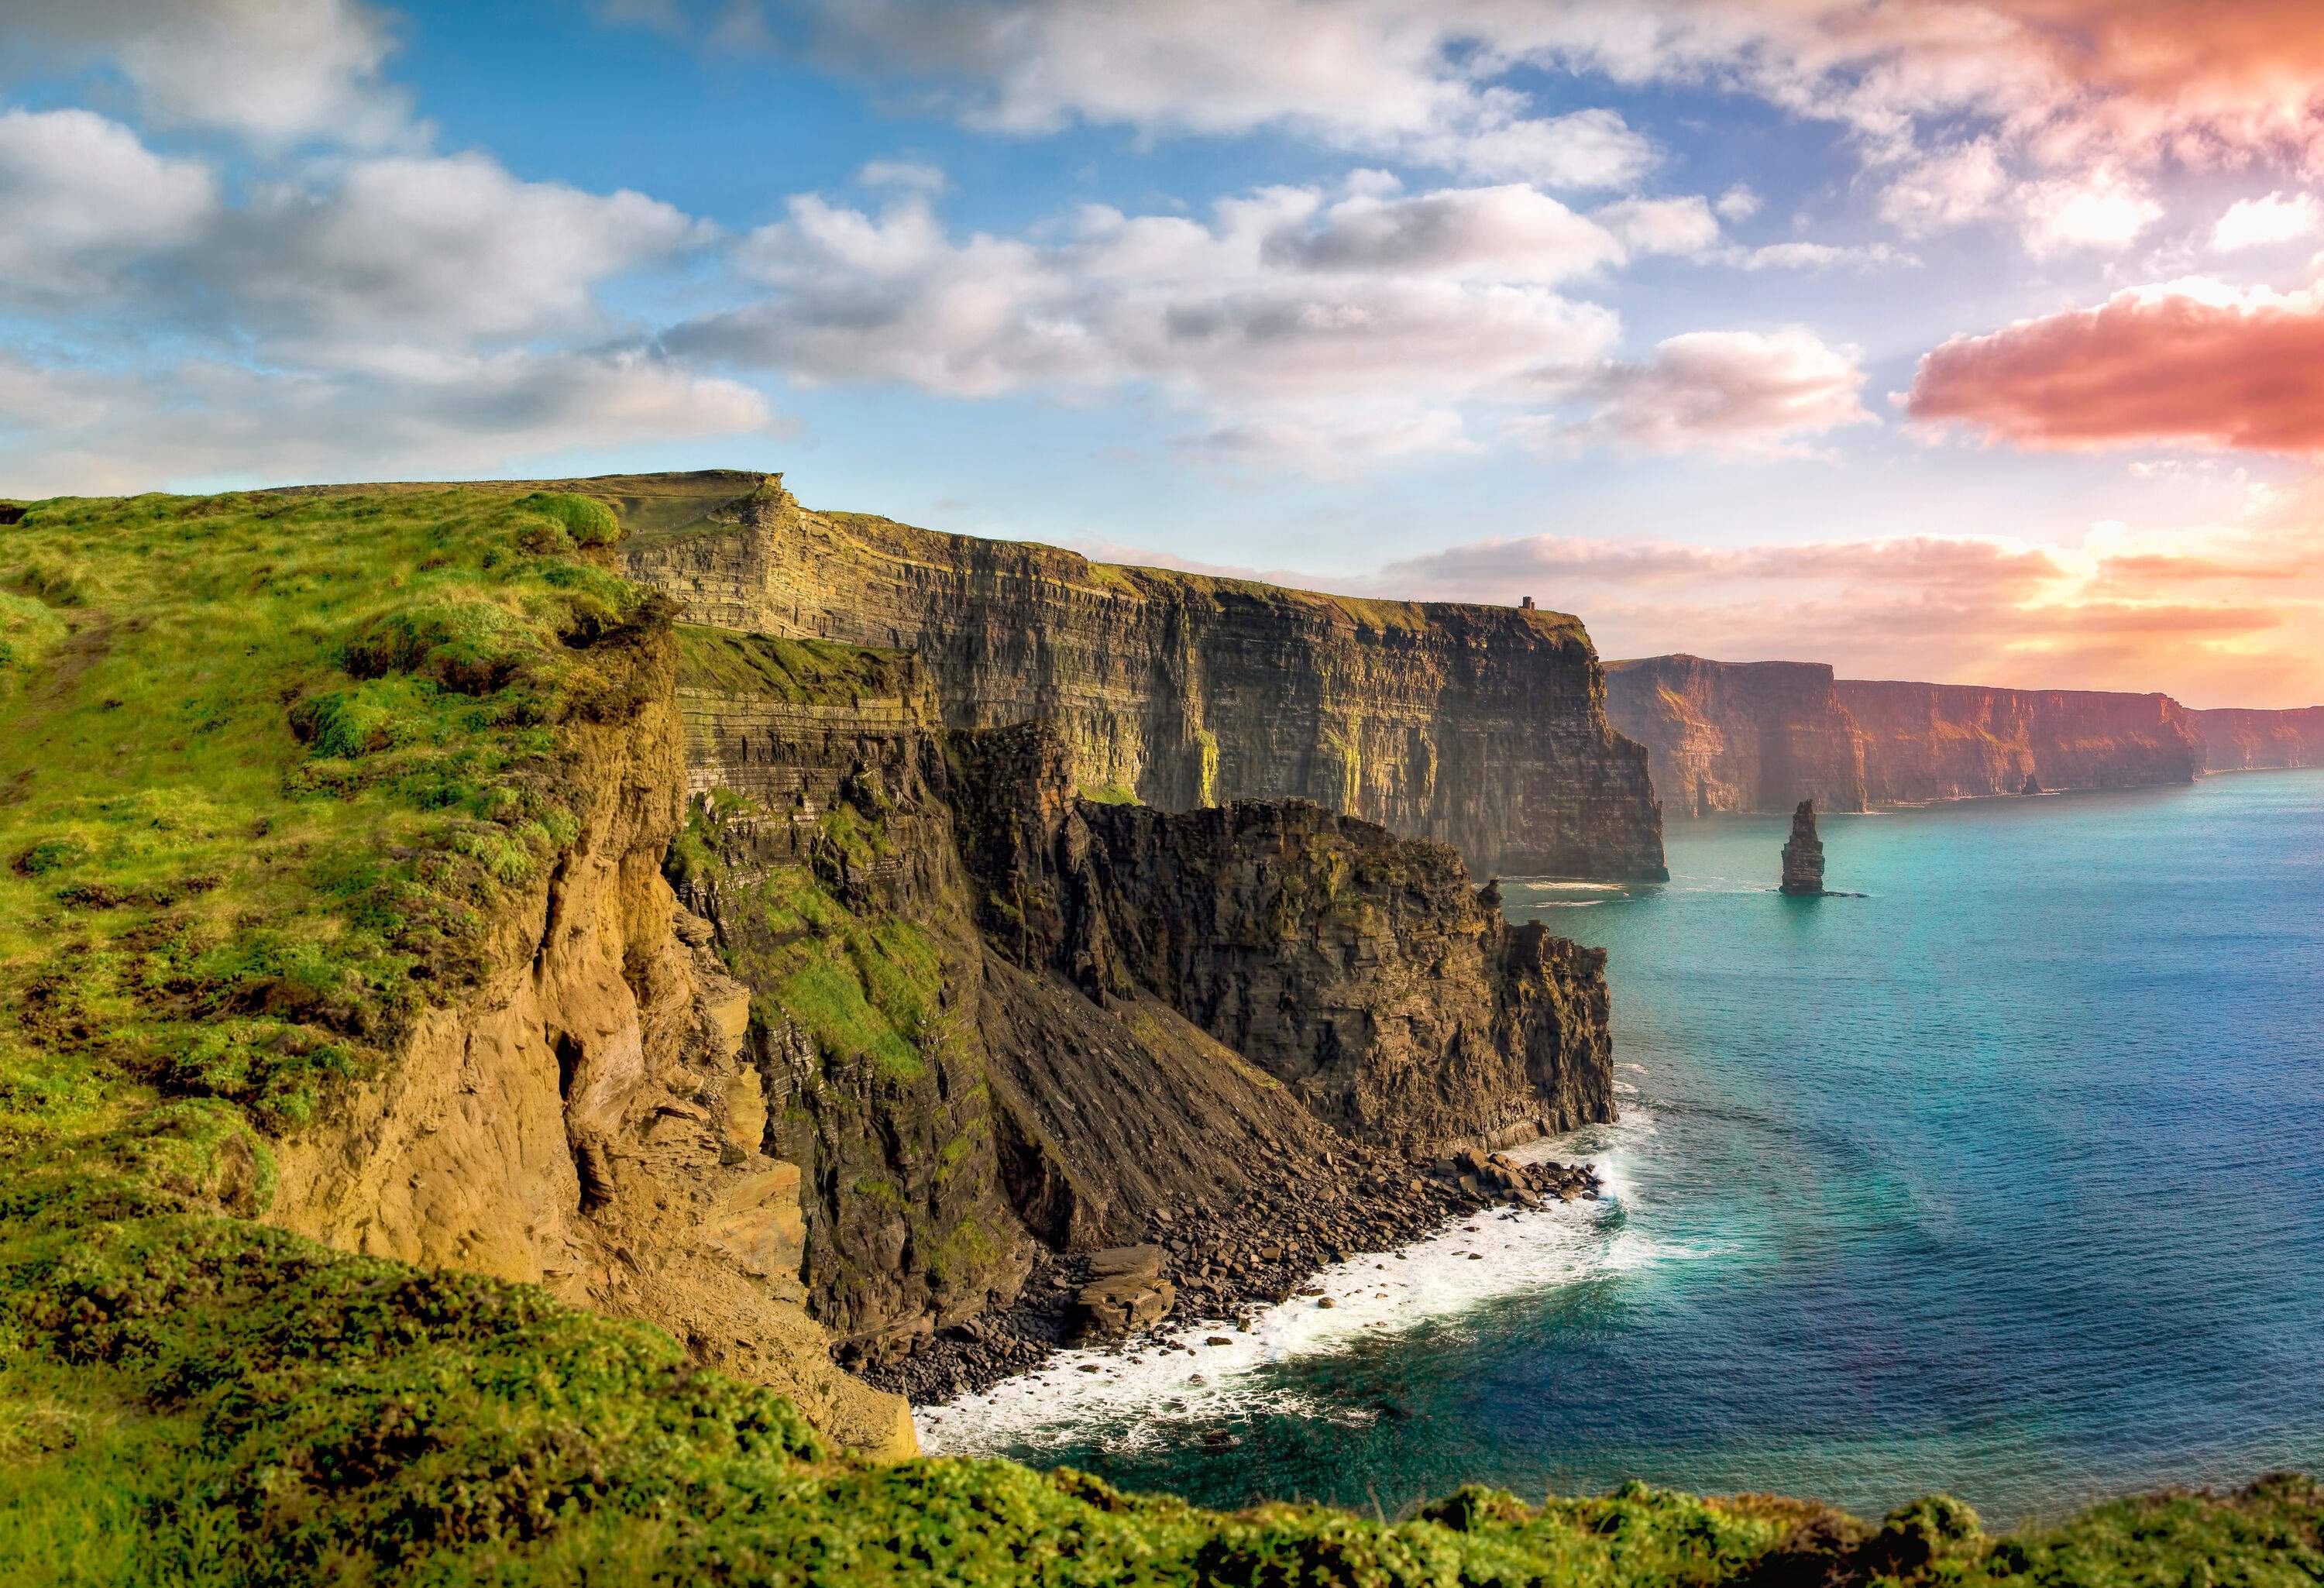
[1608, 654, 2319, 817]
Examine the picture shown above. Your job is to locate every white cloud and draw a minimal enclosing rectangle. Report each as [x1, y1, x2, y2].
[1877, 139, 2007, 235]
[1727, 240, 1919, 272]
[692, 1, 2324, 254]
[0, 112, 746, 493]
[1404, 105, 1658, 189]
[2211, 191, 2320, 253]
[678, 183, 1645, 459]
[1593, 195, 1721, 258]
[1715, 184, 1763, 222]
[1564, 329, 1876, 459]
[0, 0, 414, 150]
[858, 159, 948, 191]
[212, 153, 713, 356]
[2018, 167, 2163, 255]
[1267, 185, 1628, 280]
[0, 108, 218, 298]
[0, 348, 776, 497]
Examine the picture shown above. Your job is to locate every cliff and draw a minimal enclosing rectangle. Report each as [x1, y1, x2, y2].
[5, 483, 2319, 1583]
[1839, 679, 2198, 803]
[623, 473, 1666, 881]
[1607, 653, 2202, 813]
[665, 628, 1617, 1368]
[0, 479, 1617, 1466]
[2193, 706, 2324, 771]
[1604, 655, 1869, 816]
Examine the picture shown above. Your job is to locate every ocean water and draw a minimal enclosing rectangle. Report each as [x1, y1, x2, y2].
[919, 771, 2324, 1531]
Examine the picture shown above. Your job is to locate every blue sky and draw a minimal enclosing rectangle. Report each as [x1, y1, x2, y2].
[2, 1, 2320, 703]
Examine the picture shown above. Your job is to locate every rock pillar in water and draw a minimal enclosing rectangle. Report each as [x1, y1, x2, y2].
[1780, 799, 1826, 895]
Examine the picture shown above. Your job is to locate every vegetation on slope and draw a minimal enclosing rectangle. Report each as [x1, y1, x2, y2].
[0, 483, 2313, 1582]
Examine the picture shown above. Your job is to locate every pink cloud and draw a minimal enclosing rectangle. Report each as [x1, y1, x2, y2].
[1907, 282, 2324, 453]
[1080, 512, 2324, 707]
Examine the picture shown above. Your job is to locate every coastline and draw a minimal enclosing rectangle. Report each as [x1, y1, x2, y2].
[864, 1138, 1604, 1409]
[914, 1122, 1643, 1459]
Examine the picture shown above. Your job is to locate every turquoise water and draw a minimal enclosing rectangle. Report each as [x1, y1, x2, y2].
[925, 771, 2324, 1529]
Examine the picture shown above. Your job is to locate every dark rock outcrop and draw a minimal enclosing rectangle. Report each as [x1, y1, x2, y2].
[1605, 655, 1868, 817]
[951, 720, 1614, 1154]
[624, 473, 1666, 881]
[2192, 706, 2324, 771]
[1780, 800, 1825, 895]
[668, 627, 1618, 1375]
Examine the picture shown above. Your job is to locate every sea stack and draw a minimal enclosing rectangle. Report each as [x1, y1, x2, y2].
[1780, 799, 1826, 895]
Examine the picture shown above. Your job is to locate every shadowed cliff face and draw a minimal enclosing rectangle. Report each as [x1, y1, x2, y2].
[1607, 654, 2202, 813]
[664, 628, 1617, 1361]
[2193, 706, 2324, 771]
[948, 722, 1613, 1155]
[1606, 656, 1870, 817]
[623, 475, 1666, 882]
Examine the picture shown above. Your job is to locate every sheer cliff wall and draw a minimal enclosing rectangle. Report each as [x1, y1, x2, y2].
[2193, 706, 2324, 771]
[1838, 680, 2198, 802]
[664, 626, 1617, 1363]
[1607, 652, 2202, 813]
[623, 475, 1666, 882]
[1604, 656, 1870, 817]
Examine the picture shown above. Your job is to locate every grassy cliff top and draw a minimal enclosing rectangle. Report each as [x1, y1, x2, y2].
[0, 483, 2312, 1582]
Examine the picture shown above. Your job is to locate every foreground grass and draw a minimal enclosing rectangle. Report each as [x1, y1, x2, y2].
[0, 484, 2314, 1583]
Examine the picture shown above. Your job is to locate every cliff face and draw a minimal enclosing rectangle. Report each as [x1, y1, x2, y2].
[2193, 706, 2324, 771]
[1839, 680, 2199, 803]
[665, 627, 1618, 1364]
[266, 620, 916, 1457]
[624, 475, 1666, 882]
[1607, 652, 2203, 813]
[1604, 655, 1869, 816]
[950, 722, 1612, 1154]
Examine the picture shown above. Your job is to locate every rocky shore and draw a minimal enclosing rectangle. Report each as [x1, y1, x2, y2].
[860, 1143, 1600, 1404]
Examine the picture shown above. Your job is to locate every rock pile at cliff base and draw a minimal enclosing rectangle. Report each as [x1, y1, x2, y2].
[863, 1145, 1602, 1403]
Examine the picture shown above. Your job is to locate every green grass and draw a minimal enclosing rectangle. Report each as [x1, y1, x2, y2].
[0, 489, 652, 1131]
[675, 624, 914, 705]
[673, 799, 940, 1081]
[0, 483, 2315, 1583]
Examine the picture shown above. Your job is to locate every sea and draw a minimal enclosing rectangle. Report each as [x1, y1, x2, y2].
[916, 769, 2324, 1531]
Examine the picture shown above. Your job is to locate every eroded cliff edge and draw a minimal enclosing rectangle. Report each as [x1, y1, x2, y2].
[1608, 652, 2202, 814]
[663, 625, 1614, 1384]
[622, 473, 1666, 882]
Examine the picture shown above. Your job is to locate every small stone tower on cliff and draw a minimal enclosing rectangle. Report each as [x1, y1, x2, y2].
[1780, 799, 1826, 895]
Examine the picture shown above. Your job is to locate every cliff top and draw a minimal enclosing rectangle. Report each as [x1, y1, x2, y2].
[1614, 651, 2199, 711]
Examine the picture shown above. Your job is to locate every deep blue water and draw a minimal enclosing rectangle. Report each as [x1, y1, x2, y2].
[925, 771, 2324, 1530]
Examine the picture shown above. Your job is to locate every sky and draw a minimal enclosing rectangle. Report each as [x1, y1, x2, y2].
[2, 2, 2321, 706]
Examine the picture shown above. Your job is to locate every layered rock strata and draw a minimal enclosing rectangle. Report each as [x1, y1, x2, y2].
[624, 473, 1666, 881]
[1840, 680, 2198, 802]
[665, 625, 1618, 1385]
[2193, 706, 2324, 771]
[1607, 652, 2203, 813]
[1605, 655, 1868, 816]
[269, 619, 915, 1457]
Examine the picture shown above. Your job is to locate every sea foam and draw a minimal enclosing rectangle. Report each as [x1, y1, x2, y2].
[916, 1109, 1673, 1459]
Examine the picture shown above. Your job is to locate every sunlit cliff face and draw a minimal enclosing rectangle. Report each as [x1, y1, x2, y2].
[0, 0, 2320, 703]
